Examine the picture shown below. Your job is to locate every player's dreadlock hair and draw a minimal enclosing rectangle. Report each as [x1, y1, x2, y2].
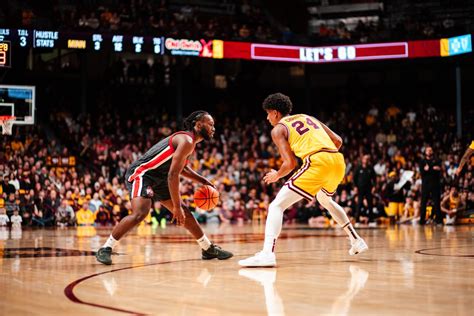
[183, 110, 210, 131]
[262, 93, 293, 115]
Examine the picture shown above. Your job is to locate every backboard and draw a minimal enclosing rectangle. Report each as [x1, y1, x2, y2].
[0, 85, 35, 126]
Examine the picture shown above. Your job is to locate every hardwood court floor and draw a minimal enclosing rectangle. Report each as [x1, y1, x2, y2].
[0, 223, 473, 315]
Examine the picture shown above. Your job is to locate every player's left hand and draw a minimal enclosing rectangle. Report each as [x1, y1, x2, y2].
[264, 169, 279, 184]
[171, 207, 186, 226]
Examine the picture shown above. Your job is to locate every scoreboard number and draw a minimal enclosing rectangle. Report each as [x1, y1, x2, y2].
[0, 41, 11, 67]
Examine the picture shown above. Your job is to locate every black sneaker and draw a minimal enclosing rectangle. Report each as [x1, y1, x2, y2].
[96, 247, 113, 265]
[202, 244, 233, 260]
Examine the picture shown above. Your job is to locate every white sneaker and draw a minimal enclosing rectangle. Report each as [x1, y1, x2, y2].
[238, 251, 276, 267]
[349, 238, 368, 256]
[445, 215, 456, 225]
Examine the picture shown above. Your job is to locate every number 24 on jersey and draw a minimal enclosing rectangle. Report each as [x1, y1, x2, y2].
[291, 117, 319, 135]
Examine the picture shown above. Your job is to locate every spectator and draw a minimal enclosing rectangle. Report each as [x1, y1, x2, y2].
[202, 208, 223, 225]
[11, 209, 22, 228]
[76, 202, 95, 226]
[9, 173, 20, 191]
[400, 196, 420, 224]
[231, 200, 248, 224]
[2, 175, 16, 196]
[56, 199, 75, 227]
[419, 146, 443, 225]
[354, 155, 376, 224]
[0, 208, 9, 226]
[89, 192, 103, 212]
[32, 200, 55, 227]
[386, 103, 401, 121]
[384, 171, 410, 223]
[45, 190, 61, 216]
[5, 193, 20, 217]
[95, 205, 111, 226]
[440, 187, 465, 225]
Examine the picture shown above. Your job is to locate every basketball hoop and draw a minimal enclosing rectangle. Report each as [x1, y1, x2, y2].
[0, 115, 15, 135]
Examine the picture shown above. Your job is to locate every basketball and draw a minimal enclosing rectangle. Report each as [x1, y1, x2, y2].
[194, 185, 219, 210]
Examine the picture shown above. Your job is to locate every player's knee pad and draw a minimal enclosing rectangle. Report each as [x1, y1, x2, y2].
[316, 190, 331, 208]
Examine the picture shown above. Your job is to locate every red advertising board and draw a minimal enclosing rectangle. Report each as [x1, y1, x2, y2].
[222, 39, 442, 63]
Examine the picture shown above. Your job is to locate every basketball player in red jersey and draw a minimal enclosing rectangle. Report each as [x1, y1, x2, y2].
[96, 111, 233, 265]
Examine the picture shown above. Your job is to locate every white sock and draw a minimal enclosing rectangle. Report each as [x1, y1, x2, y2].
[342, 222, 360, 243]
[197, 235, 212, 250]
[263, 186, 302, 253]
[103, 235, 118, 249]
[316, 190, 360, 243]
[263, 236, 278, 253]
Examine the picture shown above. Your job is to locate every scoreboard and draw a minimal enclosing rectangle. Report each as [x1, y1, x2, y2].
[0, 28, 166, 55]
[0, 29, 32, 48]
[0, 41, 11, 67]
[0, 27, 471, 68]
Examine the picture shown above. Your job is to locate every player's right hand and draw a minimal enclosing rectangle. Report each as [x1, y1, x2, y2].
[172, 207, 186, 226]
[263, 169, 279, 184]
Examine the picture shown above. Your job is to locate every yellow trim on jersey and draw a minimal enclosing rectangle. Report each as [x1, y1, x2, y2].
[470, 140, 474, 150]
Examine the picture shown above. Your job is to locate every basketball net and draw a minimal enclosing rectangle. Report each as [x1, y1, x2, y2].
[0, 116, 15, 135]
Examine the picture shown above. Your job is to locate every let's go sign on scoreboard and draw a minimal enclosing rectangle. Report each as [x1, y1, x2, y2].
[250, 42, 408, 62]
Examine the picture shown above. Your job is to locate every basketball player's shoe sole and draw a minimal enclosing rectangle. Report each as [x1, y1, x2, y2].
[96, 247, 113, 265]
[349, 238, 368, 256]
[202, 244, 233, 260]
[238, 251, 276, 267]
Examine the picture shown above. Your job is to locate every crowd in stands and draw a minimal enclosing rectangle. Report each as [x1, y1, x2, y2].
[313, 15, 467, 45]
[1, 0, 278, 43]
[1, 1, 469, 45]
[1, 100, 473, 229]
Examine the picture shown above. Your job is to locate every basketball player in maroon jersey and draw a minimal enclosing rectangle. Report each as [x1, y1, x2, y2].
[96, 111, 233, 265]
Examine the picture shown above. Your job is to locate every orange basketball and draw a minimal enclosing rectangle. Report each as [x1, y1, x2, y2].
[194, 185, 219, 210]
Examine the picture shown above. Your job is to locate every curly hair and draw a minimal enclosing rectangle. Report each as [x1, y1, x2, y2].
[183, 110, 210, 131]
[262, 93, 293, 115]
